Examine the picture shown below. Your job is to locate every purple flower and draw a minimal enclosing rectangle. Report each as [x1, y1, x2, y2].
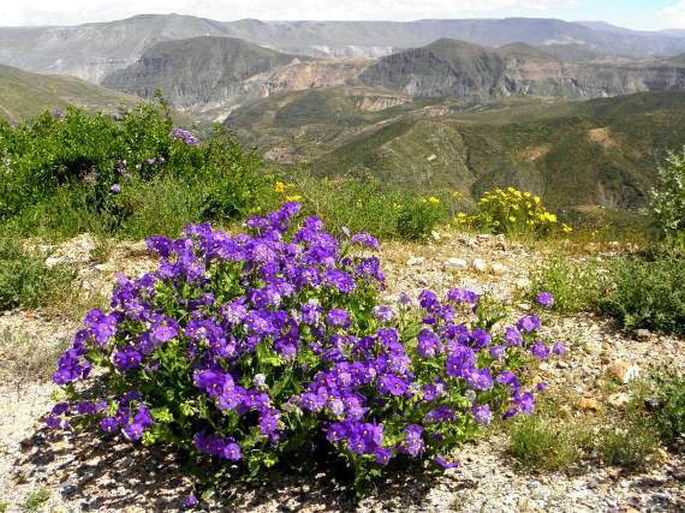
[376, 374, 408, 396]
[372, 305, 395, 322]
[434, 456, 460, 469]
[171, 127, 199, 146]
[325, 269, 356, 294]
[465, 368, 494, 391]
[537, 292, 554, 308]
[326, 308, 350, 328]
[399, 424, 424, 457]
[552, 341, 566, 356]
[517, 315, 541, 334]
[417, 328, 442, 357]
[472, 404, 492, 425]
[489, 345, 506, 360]
[112, 347, 143, 372]
[183, 494, 199, 508]
[110, 183, 121, 194]
[446, 288, 478, 305]
[514, 390, 535, 414]
[531, 340, 550, 361]
[504, 326, 523, 346]
[350, 232, 380, 250]
[425, 406, 456, 423]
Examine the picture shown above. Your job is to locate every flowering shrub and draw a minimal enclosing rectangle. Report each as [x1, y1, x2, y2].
[47, 203, 563, 497]
[0, 100, 275, 238]
[456, 187, 571, 237]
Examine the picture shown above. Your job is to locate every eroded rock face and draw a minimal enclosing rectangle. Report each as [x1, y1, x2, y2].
[254, 58, 372, 97]
[361, 39, 685, 100]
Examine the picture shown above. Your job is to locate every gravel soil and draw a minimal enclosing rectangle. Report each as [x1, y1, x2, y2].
[0, 232, 683, 512]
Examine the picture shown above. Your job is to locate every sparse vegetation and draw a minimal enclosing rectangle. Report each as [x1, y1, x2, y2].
[599, 257, 685, 335]
[527, 257, 606, 313]
[0, 233, 74, 311]
[23, 488, 50, 512]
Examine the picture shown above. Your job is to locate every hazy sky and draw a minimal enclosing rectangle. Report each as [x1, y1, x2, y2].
[3, 0, 685, 31]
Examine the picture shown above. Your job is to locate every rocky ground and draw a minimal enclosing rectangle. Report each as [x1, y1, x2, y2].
[0, 231, 683, 512]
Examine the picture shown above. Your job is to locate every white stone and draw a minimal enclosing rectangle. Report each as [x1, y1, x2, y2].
[491, 262, 507, 274]
[406, 256, 425, 266]
[472, 258, 487, 272]
[443, 257, 468, 269]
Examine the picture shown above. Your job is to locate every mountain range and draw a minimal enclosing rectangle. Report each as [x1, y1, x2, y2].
[5, 14, 685, 83]
[3, 14, 685, 211]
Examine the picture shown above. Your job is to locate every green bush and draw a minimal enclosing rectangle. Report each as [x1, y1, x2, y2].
[596, 422, 659, 470]
[527, 257, 606, 313]
[507, 413, 584, 471]
[0, 101, 274, 239]
[600, 257, 685, 335]
[285, 174, 457, 241]
[646, 367, 685, 452]
[396, 196, 446, 241]
[650, 149, 685, 238]
[0, 234, 74, 311]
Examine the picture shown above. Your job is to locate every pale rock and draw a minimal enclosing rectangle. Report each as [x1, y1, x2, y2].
[490, 262, 507, 274]
[406, 256, 425, 266]
[578, 397, 602, 412]
[635, 328, 651, 341]
[607, 392, 632, 408]
[609, 361, 641, 384]
[471, 258, 487, 272]
[426, 154, 437, 162]
[517, 303, 531, 311]
[443, 257, 468, 270]
[515, 277, 531, 289]
[585, 341, 603, 353]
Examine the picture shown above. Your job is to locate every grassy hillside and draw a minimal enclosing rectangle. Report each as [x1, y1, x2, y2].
[0, 64, 139, 122]
[230, 90, 685, 210]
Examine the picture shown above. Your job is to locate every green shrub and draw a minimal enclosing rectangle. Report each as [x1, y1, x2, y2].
[527, 257, 606, 313]
[285, 174, 457, 241]
[0, 234, 74, 311]
[23, 488, 50, 512]
[596, 422, 659, 470]
[507, 413, 584, 471]
[650, 149, 685, 238]
[600, 257, 685, 335]
[1, 101, 273, 239]
[396, 196, 446, 241]
[645, 367, 685, 452]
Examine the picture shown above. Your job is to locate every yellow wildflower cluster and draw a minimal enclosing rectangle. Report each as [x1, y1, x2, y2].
[273, 181, 301, 202]
[457, 187, 572, 237]
[421, 196, 441, 206]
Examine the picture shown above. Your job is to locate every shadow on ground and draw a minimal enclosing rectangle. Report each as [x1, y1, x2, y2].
[13, 423, 449, 512]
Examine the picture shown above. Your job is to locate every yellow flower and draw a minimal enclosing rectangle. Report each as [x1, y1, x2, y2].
[274, 181, 287, 193]
[285, 195, 302, 202]
[427, 196, 440, 206]
[452, 191, 463, 199]
[562, 224, 573, 233]
[508, 216, 517, 222]
[534, 196, 541, 204]
[524, 191, 531, 198]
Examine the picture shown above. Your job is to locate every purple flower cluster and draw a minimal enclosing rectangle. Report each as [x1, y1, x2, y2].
[171, 127, 200, 146]
[48, 202, 564, 485]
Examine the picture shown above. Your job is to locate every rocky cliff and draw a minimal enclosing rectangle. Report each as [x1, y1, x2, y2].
[101, 37, 301, 112]
[361, 39, 685, 99]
